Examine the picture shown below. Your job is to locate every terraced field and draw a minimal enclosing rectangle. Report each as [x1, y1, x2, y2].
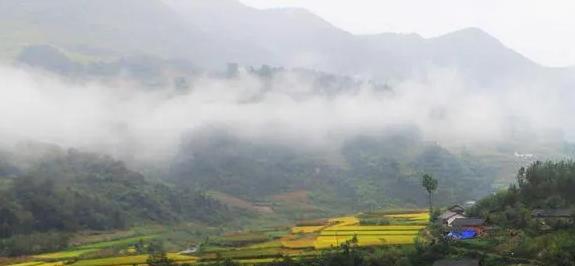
[7, 210, 429, 266]
[69, 254, 198, 266]
[313, 212, 428, 249]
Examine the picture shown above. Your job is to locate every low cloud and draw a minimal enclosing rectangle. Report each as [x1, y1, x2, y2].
[0, 65, 570, 163]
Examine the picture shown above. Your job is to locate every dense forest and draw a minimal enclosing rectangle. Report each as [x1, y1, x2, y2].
[0, 146, 231, 256]
[469, 160, 575, 227]
[169, 130, 496, 212]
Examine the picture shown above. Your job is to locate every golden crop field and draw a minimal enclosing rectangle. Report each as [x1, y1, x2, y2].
[314, 235, 417, 249]
[312, 211, 428, 250]
[319, 230, 421, 236]
[384, 212, 430, 221]
[323, 225, 426, 231]
[291, 226, 324, 234]
[328, 216, 360, 227]
[281, 238, 316, 249]
[67, 253, 197, 266]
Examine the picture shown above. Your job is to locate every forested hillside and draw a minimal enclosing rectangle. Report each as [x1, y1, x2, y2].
[169, 130, 496, 212]
[0, 146, 231, 256]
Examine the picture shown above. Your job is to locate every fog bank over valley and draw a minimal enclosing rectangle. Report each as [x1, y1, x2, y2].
[0, 63, 571, 164]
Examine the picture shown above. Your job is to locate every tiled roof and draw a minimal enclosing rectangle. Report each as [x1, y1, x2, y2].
[531, 209, 574, 217]
[451, 218, 485, 227]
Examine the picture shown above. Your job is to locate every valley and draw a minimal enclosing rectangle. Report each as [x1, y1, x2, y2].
[5, 210, 429, 266]
[1, 0, 575, 265]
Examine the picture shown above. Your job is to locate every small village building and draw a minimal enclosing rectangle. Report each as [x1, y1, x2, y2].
[463, 201, 476, 208]
[448, 205, 465, 213]
[531, 209, 574, 229]
[451, 218, 486, 235]
[440, 212, 466, 227]
[531, 209, 573, 218]
[439, 205, 467, 227]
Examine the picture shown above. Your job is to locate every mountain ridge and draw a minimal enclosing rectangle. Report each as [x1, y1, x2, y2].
[0, 0, 559, 84]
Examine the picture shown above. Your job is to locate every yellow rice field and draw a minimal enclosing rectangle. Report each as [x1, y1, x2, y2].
[319, 230, 421, 236]
[323, 225, 426, 231]
[312, 212, 428, 249]
[281, 238, 316, 249]
[291, 226, 325, 234]
[314, 235, 417, 249]
[67, 253, 197, 266]
[328, 216, 360, 227]
[384, 212, 430, 222]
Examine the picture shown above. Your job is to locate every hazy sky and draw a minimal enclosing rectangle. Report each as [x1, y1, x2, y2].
[239, 0, 575, 67]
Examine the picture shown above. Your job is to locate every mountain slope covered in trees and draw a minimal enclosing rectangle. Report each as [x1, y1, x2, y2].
[0, 146, 231, 255]
[169, 130, 497, 212]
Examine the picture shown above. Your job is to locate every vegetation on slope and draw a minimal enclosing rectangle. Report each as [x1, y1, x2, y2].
[169, 131, 497, 213]
[0, 147, 232, 256]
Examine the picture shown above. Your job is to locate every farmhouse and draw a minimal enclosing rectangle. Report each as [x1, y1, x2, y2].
[451, 218, 486, 235]
[448, 205, 465, 213]
[531, 209, 573, 218]
[439, 205, 466, 226]
[531, 209, 574, 229]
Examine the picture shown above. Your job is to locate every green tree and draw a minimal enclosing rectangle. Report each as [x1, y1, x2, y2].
[422, 174, 438, 215]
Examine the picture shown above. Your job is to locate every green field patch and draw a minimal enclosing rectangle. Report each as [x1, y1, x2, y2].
[34, 235, 156, 260]
[235, 258, 277, 264]
[203, 247, 283, 261]
[13, 262, 66, 266]
[212, 232, 271, 247]
[246, 240, 283, 249]
[295, 218, 329, 227]
[265, 229, 291, 239]
[77, 235, 155, 250]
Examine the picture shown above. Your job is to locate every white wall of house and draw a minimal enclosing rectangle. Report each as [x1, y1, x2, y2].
[447, 214, 467, 226]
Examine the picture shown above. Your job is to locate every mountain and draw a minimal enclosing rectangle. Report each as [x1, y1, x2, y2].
[0, 0, 267, 67]
[153, 0, 548, 85]
[0, 145, 232, 255]
[0, 0, 548, 85]
[163, 0, 353, 68]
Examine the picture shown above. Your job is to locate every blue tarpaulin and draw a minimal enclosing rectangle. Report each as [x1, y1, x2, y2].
[447, 229, 476, 240]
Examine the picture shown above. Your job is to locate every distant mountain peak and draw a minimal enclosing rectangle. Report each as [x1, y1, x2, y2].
[264, 7, 341, 31]
[434, 27, 502, 45]
[162, 0, 249, 10]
